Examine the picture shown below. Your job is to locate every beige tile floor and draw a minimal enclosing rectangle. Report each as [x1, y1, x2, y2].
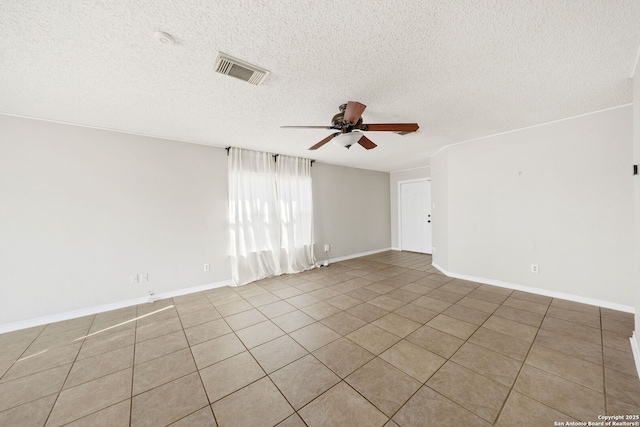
[0, 251, 639, 426]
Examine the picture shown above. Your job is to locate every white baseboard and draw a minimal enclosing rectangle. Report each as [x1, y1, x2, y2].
[431, 263, 635, 313]
[152, 279, 232, 300]
[325, 247, 393, 264]
[0, 279, 232, 334]
[631, 332, 640, 379]
[0, 297, 149, 335]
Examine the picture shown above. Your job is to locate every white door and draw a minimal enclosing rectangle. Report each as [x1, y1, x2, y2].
[400, 180, 432, 253]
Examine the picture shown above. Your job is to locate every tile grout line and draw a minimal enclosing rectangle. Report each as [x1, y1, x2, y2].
[232, 285, 324, 425]
[176, 295, 221, 427]
[297, 262, 470, 423]
[351, 258, 495, 423]
[225, 261, 423, 425]
[43, 313, 97, 427]
[430, 283, 514, 425]
[0, 319, 59, 392]
[210, 287, 299, 423]
[428, 281, 609, 423]
[490, 297, 550, 425]
[230, 296, 300, 426]
[600, 306, 608, 417]
[206, 286, 316, 425]
[0, 323, 45, 385]
[126, 305, 214, 422]
[129, 306, 138, 427]
[495, 298, 607, 423]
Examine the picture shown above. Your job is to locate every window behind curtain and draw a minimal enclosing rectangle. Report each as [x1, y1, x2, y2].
[228, 147, 315, 285]
[277, 154, 314, 274]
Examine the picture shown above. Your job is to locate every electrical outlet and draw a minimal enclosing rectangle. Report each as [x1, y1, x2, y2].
[531, 264, 539, 274]
[131, 274, 139, 284]
[143, 273, 149, 282]
[323, 244, 329, 252]
[330, 244, 335, 251]
[204, 263, 210, 272]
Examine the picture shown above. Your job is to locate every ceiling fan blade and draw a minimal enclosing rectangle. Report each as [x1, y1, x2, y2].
[357, 134, 377, 150]
[309, 132, 340, 150]
[343, 101, 367, 123]
[361, 123, 419, 133]
[281, 126, 331, 129]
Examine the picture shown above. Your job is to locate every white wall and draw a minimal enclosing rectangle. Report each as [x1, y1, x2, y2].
[432, 106, 634, 307]
[0, 115, 231, 326]
[0, 115, 393, 329]
[389, 166, 430, 250]
[431, 151, 450, 270]
[313, 163, 391, 261]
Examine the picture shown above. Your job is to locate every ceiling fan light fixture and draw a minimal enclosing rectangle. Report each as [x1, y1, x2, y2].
[332, 132, 361, 149]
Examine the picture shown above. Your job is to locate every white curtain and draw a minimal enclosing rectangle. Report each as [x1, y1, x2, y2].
[277, 154, 315, 274]
[228, 147, 315, 285]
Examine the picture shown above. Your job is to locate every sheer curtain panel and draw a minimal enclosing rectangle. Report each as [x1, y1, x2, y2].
[228, 147, 315, 286]
[277, 154, 315, 274]
[228, 148, 280, 285]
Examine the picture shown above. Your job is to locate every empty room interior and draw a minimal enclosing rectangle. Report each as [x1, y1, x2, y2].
[1, 1, 640, 426]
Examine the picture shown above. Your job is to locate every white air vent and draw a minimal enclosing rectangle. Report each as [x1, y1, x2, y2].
[214, 53, 269, 86]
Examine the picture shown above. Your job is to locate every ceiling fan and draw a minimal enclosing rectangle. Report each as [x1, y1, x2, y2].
[281, 101, 419, 150]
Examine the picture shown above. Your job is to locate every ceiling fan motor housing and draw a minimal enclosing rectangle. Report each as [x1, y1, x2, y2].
[331, 113, 344, 127]
[331, 113, 363, 131]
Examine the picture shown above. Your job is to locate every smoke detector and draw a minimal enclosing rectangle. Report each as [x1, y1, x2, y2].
[214, 52, 269, 86]
[154, 31, 175, 44]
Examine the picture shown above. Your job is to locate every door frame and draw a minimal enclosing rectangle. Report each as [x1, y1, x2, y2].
[398, 178, 432, 254]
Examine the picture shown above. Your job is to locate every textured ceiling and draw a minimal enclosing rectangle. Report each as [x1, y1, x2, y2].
[1, 1, 639, 172]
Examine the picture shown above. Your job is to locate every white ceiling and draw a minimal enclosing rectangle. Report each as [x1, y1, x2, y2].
[1, 1, 639, 172]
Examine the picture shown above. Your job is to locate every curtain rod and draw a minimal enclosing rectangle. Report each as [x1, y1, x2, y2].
[225, 146, 315, 166]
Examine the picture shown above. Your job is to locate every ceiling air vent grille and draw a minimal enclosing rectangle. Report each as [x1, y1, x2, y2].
[214, 53, 269, 86]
